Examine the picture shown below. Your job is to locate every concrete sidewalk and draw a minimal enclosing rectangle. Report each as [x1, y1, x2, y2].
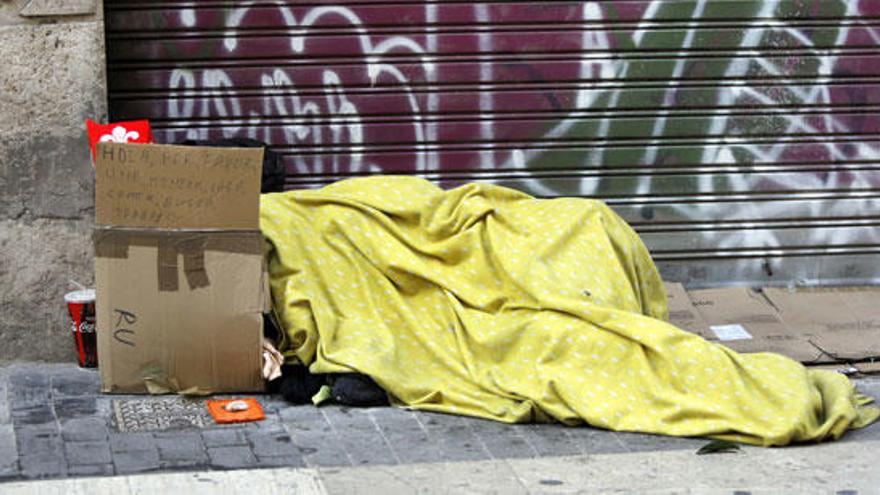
[3, 438, 879, 494]
[1, 362, 878, 493]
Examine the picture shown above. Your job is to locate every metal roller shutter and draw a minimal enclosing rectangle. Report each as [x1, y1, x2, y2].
[105, 1, 880, 287]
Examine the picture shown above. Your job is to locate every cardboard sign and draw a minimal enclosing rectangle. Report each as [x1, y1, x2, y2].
[95, 143, 263, 230]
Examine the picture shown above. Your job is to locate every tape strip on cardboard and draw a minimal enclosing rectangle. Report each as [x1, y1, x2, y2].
[178, 236, 210, 290]
[157, 236, 179, 291]
[94, 228, 262, 292]
[94, 231, 130, 259]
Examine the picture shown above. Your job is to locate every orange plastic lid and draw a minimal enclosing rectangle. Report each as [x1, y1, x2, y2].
[206, 398, 265, 424]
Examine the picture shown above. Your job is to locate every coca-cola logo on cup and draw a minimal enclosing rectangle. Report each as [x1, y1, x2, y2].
[71, 319, 96, 334]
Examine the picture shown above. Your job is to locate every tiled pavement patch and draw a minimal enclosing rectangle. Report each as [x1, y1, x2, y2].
[1, 363, 879, 482]
[112, 398, 214, 432]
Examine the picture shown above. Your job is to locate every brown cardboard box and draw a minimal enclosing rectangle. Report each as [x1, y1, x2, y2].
[688, 287, 824, 363]
[762, 287, 880, 361]
[664, 282, 715, 340]
[94, 143, 266, 394]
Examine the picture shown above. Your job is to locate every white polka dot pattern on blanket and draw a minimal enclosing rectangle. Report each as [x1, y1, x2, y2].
[260, 176, 879, 446]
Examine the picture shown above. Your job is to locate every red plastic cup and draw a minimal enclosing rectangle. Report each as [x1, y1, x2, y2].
[65, 289, 97, 368]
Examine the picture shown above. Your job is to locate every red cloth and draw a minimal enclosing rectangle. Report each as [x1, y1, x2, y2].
[86, 119, 153, 163]
[206, 398, 265, 424]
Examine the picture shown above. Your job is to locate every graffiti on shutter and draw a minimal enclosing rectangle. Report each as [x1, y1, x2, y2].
[106, 1, 880, 286]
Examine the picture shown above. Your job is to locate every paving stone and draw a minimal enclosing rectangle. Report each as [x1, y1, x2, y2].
[254, 413, 284, 432]
[19, 453, 66, 480]
[246, 429, 301, 458]
[363, 406, 414, 422]
[322, 407, 382, 434]
[61, 416, 108, 442]
[520, 423, 584, 458]
[415, 412, 492, 462]
[159, 459, 210, 471]
[8, 368, 50, 389]
[15, 424, 62, 454]
[370, 408, 445, 464]
[252, 412, 285, 433]
[0, 469, 20, 482]
[287, 430, 353, 468]
[54, 397, 99, 420]
[64, 440, 112, 465]
[67, 463, 114, 477]
[255, 454, 306, 468]
[321, 407, 398, 466]
[50, 371, 100, 398]
[470, 419, 539, 460]
[279, 405, 334, 434]
[281, 408, 353, 467]
[8, 370, 51, 409]
[207, 446, 258, 469]
[94, 397, 113, 417]
[202, 428, 248, 448]
[109, 432, 156, 453]
[341, 430, 400, 466]
[565, 425, 630, 456]
[257, 395, 288, 413]
[154, 431, 207, 462]
[10, 404, 56, 425]
[840, 421, 880, 443]
[854, 377, 880, 398]
[614, 431, 707, 453]
[0, 424, 18, 475]
[112, 448, 160, 475]
[0, 370, 10, 424]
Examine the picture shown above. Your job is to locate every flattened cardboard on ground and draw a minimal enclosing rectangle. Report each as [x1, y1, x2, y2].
[688, 287, 824, 363]
[805, 363, 860, 375]
[664, 282, 715, 340]
[94, 142, 266, 394]
[807, 361, 880, 376]
[763, 287, 880, 362]
[855, 361, 880, 374]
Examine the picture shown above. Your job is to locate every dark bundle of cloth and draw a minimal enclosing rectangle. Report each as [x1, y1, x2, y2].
[269, 365, 388, 407]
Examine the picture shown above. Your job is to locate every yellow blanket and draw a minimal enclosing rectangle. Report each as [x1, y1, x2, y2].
[260, 176, 878, 446]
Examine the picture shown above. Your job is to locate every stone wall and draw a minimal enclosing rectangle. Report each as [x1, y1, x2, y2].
[0, 0, 106, 361]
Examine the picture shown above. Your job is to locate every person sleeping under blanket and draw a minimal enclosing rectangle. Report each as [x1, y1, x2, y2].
[259, 176, 879, 446]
